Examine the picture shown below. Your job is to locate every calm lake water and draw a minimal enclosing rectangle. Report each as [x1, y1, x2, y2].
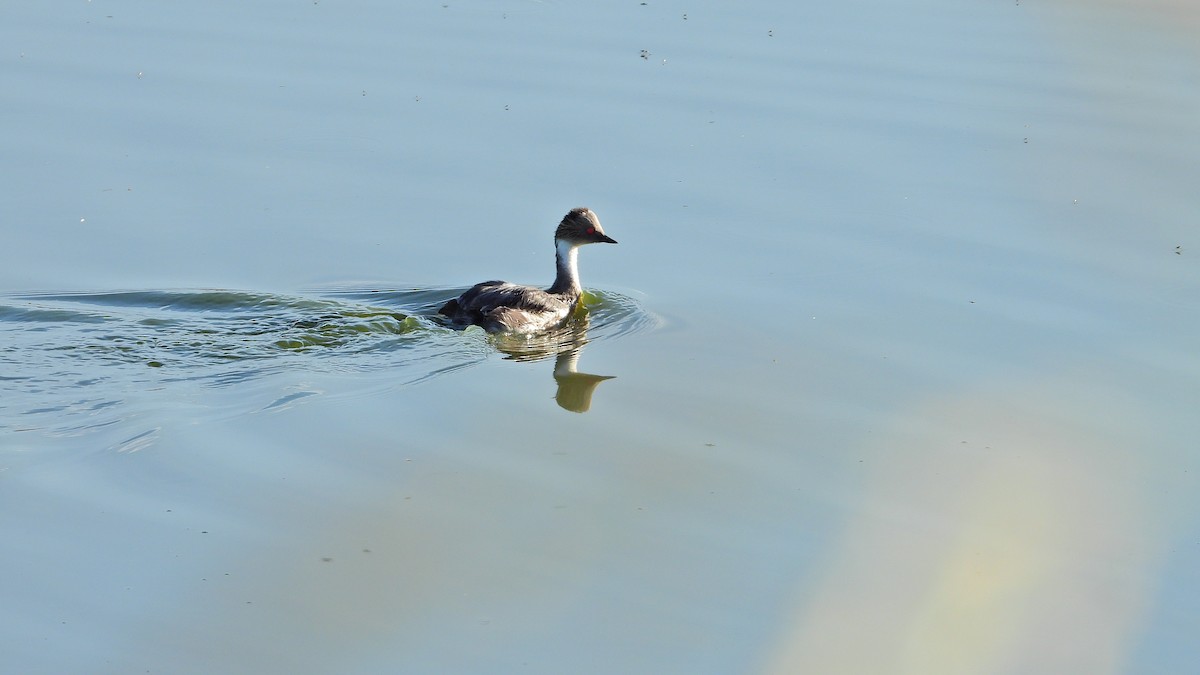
[3, 1, 1199, 673]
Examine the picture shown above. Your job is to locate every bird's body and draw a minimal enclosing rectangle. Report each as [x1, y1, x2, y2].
[439, 208, 617, 333]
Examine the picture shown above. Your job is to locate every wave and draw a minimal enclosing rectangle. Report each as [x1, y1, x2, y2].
[0, 286, 658, 440]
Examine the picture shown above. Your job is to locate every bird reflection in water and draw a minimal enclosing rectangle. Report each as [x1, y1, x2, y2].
[489, 312, 615, 413]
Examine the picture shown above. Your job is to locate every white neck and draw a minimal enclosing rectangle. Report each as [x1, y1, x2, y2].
[549, 238, 581, 294]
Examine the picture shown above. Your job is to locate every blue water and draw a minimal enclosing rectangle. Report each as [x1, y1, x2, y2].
[3, 1, 1200, 673]
[2, 287, 653, 451]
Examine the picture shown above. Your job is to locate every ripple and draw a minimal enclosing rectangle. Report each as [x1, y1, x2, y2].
[320, 284, 661, 361]
[0, 286, 658, 441]
[583, 287, 665, 341]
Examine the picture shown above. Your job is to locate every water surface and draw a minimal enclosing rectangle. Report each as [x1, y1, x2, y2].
[3, 1, 1199, 673]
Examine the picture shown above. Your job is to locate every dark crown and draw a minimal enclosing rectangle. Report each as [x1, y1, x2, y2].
[554, 207, 616, 244]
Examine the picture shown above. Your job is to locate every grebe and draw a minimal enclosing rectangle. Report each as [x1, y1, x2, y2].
[439, 207, 617, 333]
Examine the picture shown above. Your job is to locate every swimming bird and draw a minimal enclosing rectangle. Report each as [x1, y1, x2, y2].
[439, 207, 617, 333]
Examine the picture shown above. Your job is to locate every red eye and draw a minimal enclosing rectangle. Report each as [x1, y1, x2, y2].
[587, 227, 595, 234]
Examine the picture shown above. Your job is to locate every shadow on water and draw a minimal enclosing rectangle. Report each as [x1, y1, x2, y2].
[490, 310, 615, 414]
[330, 286, 644, 413]
[0, 286, 658, 443]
